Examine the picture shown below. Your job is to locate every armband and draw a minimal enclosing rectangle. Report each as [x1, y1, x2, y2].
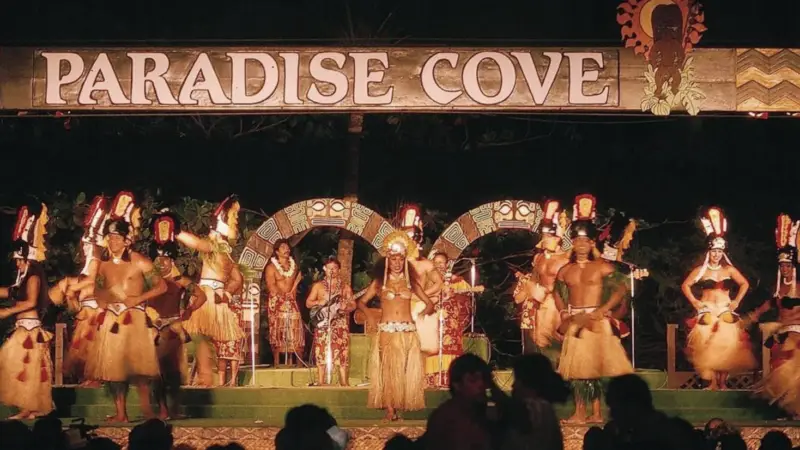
[143, 269, 160, 291]
[555, 279, 568, 302]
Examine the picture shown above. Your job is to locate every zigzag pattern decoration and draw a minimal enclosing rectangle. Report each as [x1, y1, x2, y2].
[736, 48, 800, 111]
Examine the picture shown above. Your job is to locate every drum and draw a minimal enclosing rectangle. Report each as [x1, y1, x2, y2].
[411, 300, 440, 354]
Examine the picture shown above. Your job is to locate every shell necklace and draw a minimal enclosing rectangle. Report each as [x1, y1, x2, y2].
[271, 256, 296, 278]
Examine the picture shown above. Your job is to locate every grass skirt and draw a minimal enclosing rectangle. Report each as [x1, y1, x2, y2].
[183, 286, 244, 342]
[267, 293, 305, 354]
[65, 304, 101, 381]
[755, 330, 800, 415]
[685, 299, 756, 380]
[0, 323, 54, 413]
[557, 320, 633, 380]
[368, 328, 425, 411]
[93, 306, 160, 382]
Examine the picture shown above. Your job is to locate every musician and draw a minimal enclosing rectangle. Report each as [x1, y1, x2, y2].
[554, 194, 633, 424]
[426, 252, 483, 387]
[177, 195, 245, 386]
[513, 200, 569, 362]
[359, 231, 435, 421]
[265, 239, 305, 367]
[306, 258, 356, 386]
[749, 214, 800, 417]
[0, 204, 53, 420]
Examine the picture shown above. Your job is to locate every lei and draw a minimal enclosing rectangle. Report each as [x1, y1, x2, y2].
[271, 256, 296, 278]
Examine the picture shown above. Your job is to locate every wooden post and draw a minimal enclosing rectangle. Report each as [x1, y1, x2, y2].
[666, 324, 677, 388]
[54, 323, 65, 386]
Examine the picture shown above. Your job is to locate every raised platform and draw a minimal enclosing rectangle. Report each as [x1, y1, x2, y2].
[0, 370, 794, 450]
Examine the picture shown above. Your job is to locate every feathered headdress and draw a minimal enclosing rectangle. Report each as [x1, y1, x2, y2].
[700, 206, 728, 251]
[150, 209, 181, 260]
[102, 191, 140, 241]
[539, 200, 562, 237]
[212, 194, 240, 239]
[79, 196, 108, 275]
[569, 194, 598, 240]
[598, 213, 638, 262]
[537, 200, 571, 251]
[775, 213, 800, 296]
[379, 230, 418, 289]
[398, 203, 423, 247]
[11, 202, 48, 262]
[694, 206, 732, 282]
[82, 196, 108, 245]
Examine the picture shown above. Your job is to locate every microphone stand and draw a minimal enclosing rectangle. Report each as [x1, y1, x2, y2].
[469, 259, 477, 334]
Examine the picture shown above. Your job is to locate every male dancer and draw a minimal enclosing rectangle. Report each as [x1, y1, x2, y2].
[177, 195, 244, 386]
[306, 258, 356, 386]
[83, 192, 166, 422]
[554, 194, 633, 424]
[513, 200, 570, 363]
[265, 239, 304, 367]
[149, 211, 207, 418]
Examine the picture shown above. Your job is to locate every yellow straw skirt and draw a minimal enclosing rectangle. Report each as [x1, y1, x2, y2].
[0, 323, 54, 413]
[368, 329, 425, 411]
[755, 331, 800, 415]
[534, 292, 562, 348]
[93, 307, 160, 382]
[65, 304, 101, 381]
[84, 308, 116, 381]
[557, 320, 633, 380]
[183, 286, 244, 342]
[685, 300, 756, 380]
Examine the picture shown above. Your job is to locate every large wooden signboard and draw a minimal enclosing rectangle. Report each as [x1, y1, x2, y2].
[0, 46, 796, 115]
[0, 0, 798, 115]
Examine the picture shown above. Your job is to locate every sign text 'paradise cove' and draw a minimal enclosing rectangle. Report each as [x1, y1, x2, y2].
[19, 48, 619, 111]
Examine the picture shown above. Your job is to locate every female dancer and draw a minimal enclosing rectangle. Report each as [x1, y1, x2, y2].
[681, 207, 755, 390]
[358, 230, 435, 421]
[0, 204, 54, 419]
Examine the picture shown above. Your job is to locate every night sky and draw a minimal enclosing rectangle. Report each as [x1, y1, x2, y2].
[1, 0, 799, 273]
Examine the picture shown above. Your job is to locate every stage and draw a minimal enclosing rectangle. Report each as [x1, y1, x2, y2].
[3, 368, 798, 450]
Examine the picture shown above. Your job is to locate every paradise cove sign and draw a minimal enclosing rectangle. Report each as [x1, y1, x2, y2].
[0, 47, 621, 111]
[0, 46, 797, 114]
[1, 2, 799, 115]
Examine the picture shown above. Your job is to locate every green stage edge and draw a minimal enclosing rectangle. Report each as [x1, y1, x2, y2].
[0, 371, 783, 426]
[1, 335, 783, 425]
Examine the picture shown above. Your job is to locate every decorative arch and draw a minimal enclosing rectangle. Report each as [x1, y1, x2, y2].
[238, 198, 396, 272]
[429, 200, 546, 260]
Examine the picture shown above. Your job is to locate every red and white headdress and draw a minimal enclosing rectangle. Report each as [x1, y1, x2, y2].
[11, 203, 48, 262]
[398, 203, 423, 249]
[694, 206, 733, 282]
[102, 191, 141, 242]
[79, 196, 108, 275]
[775, 213, 800, 296]
[212, 194, 240, 239]
[569, 194, 598, 240]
